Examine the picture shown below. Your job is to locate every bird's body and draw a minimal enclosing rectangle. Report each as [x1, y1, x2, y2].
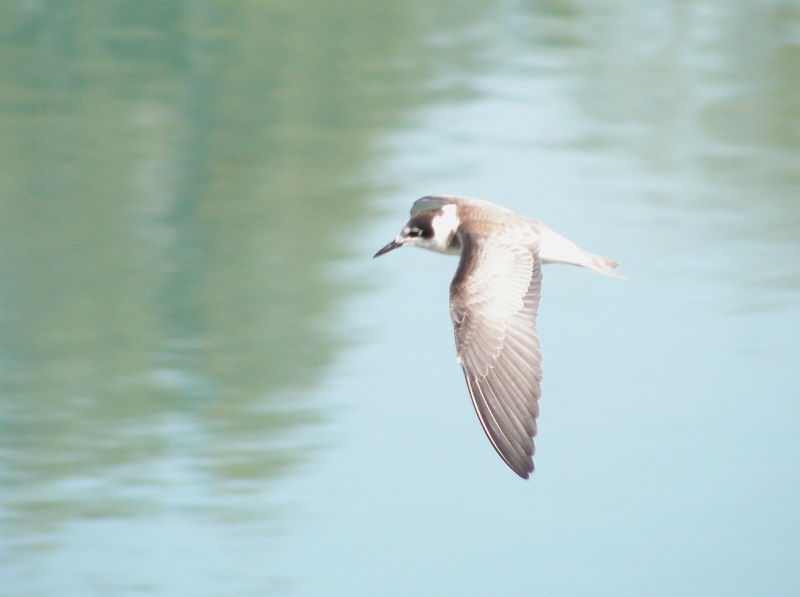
[374, 195, 621, 478]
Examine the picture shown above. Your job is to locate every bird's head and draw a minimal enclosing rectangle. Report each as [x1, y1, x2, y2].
[373, 205, 461, 258]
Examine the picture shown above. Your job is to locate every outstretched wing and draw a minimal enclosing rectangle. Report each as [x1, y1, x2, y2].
[450, 228, 543, 479]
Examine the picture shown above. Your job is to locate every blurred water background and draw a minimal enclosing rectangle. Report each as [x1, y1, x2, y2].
[1, 1, 799, 595]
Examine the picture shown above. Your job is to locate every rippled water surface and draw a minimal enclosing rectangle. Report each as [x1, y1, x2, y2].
[1, 1, 799, 595]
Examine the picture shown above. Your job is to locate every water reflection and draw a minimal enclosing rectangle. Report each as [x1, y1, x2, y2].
[568, 1, 800, 299]
[0, 0, 487, 562]
[2, 0, 798, 594]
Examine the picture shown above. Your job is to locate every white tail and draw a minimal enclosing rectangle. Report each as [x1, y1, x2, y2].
[538, 224, 623, 278]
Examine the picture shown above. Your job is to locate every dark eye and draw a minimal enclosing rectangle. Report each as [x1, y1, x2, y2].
[407, 228, 421, 238]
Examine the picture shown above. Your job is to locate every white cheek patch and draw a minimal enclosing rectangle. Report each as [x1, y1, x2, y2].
[431, 204, 460, 252]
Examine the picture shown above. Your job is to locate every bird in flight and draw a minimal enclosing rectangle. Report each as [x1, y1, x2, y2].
[374, 195, 622, 478]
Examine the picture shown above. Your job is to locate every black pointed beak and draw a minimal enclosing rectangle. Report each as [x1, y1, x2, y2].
[373, 238, 403, 258]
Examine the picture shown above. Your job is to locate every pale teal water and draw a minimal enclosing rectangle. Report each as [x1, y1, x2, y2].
[1, 1, 799, 596]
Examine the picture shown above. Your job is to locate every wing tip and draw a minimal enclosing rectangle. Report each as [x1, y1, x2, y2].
[514, 460, 534, 480]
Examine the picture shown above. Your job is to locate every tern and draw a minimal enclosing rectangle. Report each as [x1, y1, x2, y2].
[374, 195, 622, 479]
